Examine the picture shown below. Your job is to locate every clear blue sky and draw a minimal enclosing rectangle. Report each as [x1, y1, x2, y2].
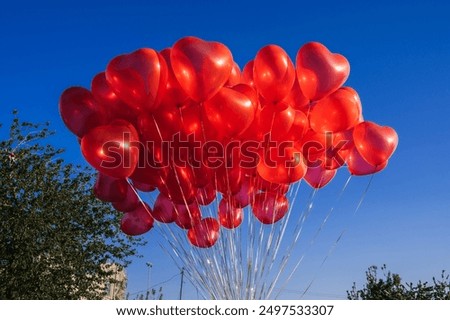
[1, 0, 450, 299]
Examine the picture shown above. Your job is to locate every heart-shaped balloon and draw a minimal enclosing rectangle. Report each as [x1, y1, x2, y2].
[252, 192, 289, 224]
[195, 183, 217, 206]
[91, 72, 138, 124]
[203, 86, 256, 138]
[187, 217, 220, 248]
[93, 172, 128, 203]
[225, 62, 242, 87]
[174, 201, 201, 229]
[346, 146, 388, 176]
[353, 121, 398, 166]
[59, 87, 104, 137]
[309, 87, 361, 133]
[258, 103, 295, 142]
[158, 164, 197, 204]
[304, 166, 337, 189]
[253, 44, 296, 103]
[106, 48, 168, 112]
[152, 192, 177, 223]
[81, 120, 139, 178]
[171, 36, 233, 102]
[132, 180, 156, 192]
[253, 173, 289, 194]
[159, 48, 190, 107]
[112, 183, 140, 212]
[218, 198, 243, 229]
[120, 202, 154, 236]
[283, 75, 310, 111]
[242, 60, 255, 88]
[296, 42, 350, 101]
[257, 143, 307, 184]
[231, 177, 255, 208]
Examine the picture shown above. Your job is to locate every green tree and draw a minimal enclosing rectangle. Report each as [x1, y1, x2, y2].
[0, 112, 145, 299]
[348, 264, 450, 300]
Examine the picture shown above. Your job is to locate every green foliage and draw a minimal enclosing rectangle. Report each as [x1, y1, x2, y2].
[348, 264, 450, 300]
[0, 112, 145, 299]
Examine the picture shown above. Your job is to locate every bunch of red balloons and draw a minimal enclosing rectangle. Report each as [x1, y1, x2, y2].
[59, 36, 398, 248]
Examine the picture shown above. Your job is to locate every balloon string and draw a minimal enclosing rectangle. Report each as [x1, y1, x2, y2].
[299, 174, 374, 299]
[272, 185, 319, 299]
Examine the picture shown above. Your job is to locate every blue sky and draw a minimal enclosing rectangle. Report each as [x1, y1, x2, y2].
[1, 0, 450, 299]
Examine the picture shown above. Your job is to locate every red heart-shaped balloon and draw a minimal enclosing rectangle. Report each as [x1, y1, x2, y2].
[91, 72, 138, 123]
[296, 42, 350, 101]
[253, 173, 289, 194]
[242, 60, 255, 88]
[218, 198, 243, 229]
[187, 217, 220, 248]
[93, 172, 128, 203]
[174, 201, 202, 229]
[353, 121, 398, 166]
[159, 48, 190, 107]
[253, 44, 296, 103]
[195, 183, 217, 206]
[225, 62, 242, 87]
[309, 87, 361, 133]
[251, 192, 289, 224]
[152, 192, 177, 223]
[59, 87, 104, 137]
[346, 146, 388, 176]
[112, 183, 140, 212]
[203, 86, 256, 138]
[304, 166, 336, 189]
[232, 177, 255, 208]
[120, 202, 154, 236]
[80, 121, 139, 178]
[171, 36, 233, 102]
[106, 48, 168, 112]
[257, 143, 307, 184]
[283, 75, 309, 111]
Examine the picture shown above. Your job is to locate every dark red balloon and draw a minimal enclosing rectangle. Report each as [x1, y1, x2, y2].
[131, 180, 156, 192]
[296, 42, 350, 101]
[112, 183, 140, 212]
[158, 164, 197, 204]
[232, 177, 255, 208]
[152, 192, 177, 223]
[174, 201, 201, 229]
[81, 121, 139, 178]
[171, 36, 233, 102]
[120, 202, 154, 236]
[353, 121, 398, 166]
[254, 45, 296, 103]
[218, 198, 243, 229]
[59, 87, 103, 137]
[195, 183, 217, 206]
[251, 192, 289, 224]
[106, 48, 168, 112]
[93, 172, 128, 202]
[187, 217, 220, 248]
